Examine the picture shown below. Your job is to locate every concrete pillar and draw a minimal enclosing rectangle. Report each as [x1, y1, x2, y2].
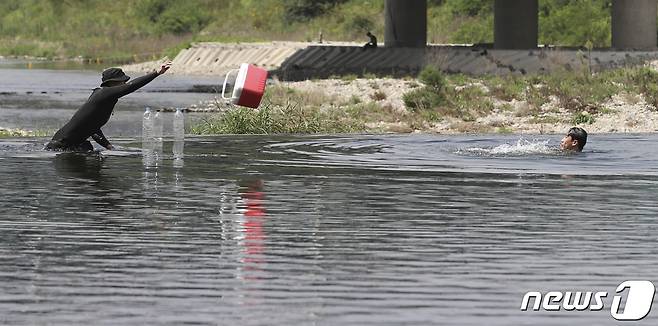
[385, 0, 427, 48]
[494, 0, 538, 49]
[612, 0, 657, 50]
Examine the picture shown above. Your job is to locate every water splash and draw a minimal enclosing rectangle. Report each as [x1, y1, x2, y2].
[458, 138, 562, 157]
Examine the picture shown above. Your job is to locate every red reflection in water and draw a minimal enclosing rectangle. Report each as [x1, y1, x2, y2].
[240, 180, 266, 273]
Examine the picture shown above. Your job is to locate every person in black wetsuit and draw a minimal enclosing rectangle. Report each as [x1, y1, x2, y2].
[45, 61, 172, 151]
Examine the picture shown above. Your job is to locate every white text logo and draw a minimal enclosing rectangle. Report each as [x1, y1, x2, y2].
[520, 280, 655, 321]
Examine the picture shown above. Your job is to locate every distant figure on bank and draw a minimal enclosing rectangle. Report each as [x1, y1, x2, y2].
[363, 31, 378, 50]
[45, 62, 172, 152]
[560, 127, 588, 152]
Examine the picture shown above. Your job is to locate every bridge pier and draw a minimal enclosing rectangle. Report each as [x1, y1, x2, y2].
[384, 0, 427, 47]
[493, 0, 538, 49]
[612, 0, 657, 50]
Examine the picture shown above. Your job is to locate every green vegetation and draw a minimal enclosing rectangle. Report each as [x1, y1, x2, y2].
[412, 65, 658, 122]
[191, 104, 365, 134]
[403, 66, 494, 122]
[572, 111, 596, 125]
[0, 128, 51, 138]
[0, 0, 221, 61]
[402, 66, 446, 111]
[428, 0, 613, 46]
[191, 85, 367, 134]
[0, 0, 621, 60]
[192, 84, 367, 134]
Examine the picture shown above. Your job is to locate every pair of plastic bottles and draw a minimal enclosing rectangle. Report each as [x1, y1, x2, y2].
[143, 108, 185, 167]
[143, 107, 185, 141]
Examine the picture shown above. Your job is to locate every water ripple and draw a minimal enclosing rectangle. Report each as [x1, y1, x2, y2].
[0, 135, 657, 325]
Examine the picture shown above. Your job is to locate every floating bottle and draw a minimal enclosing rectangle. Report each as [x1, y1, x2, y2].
[142, 107, 155, 168]
[142, 107, 153, 145]
[173, 141, 184, 168]
[153, 110, 164, 161]
[173, 108, 185, 140]
[173, 108, 185, 168]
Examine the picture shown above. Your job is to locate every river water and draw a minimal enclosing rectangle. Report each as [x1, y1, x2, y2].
[1, 65, 658, 325]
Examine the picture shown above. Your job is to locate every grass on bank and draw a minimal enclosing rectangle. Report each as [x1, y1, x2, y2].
[192, 65, 658, 135]
[192, 80, 427, 135]
[0, 128, 51, 138]
[191, 85, 369, 134]
[402, 65, 658, 128]
[191, 103, 366, 134]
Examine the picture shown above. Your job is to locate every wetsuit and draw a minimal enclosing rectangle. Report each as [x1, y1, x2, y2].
[45, 72, 160, 151]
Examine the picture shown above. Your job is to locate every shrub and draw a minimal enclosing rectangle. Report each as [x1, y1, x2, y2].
[346, 15, 375, 32]
[403, 66, 447, 112]
[487, 76, 525, 101]
[572, 111, 596, 125]
[445, 85, 494, 119]
[371, 91, 387, 101]
[283, 0, 348, 22]
[403, 87, 444, 112]
[628, 67, 658, 108]
[419, 66, 446, 92]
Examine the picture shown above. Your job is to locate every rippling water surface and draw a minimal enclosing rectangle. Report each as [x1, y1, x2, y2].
[1, 134, 657, 325]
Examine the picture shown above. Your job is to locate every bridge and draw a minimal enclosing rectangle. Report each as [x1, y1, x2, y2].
[385, 0, 657, 50]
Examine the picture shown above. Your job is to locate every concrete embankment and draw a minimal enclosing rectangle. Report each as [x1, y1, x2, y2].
[123, 42, 310, 76]
[124, 41, 658, 80]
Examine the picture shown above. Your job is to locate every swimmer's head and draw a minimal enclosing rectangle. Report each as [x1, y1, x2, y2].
[560, 127, 588, 152]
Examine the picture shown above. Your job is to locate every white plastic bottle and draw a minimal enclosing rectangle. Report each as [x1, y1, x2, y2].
[142, 107, 155, 167]
[153, 109, 164, 154]
[173, 108, 185, 168]
[142, 107, 153, 144]
[173, 108, 185, 140]
[153, 110, 164, 142]
[173, 141, 184, 168]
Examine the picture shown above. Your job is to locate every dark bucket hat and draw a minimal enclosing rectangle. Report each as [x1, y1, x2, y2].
[101, 68, 130, 86]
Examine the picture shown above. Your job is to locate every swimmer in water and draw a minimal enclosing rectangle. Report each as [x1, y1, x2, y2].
[45, 61, 172, 152]
[560, 127, 588, 152]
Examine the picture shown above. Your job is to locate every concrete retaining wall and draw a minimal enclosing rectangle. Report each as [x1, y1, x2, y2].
[276, 45, 658, 80]
[171, 42, 309, 75]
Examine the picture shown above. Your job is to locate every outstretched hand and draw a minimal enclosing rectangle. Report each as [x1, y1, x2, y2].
[158, 61, 172, 75]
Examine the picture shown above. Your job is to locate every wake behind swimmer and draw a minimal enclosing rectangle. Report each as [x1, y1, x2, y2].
[459, 127, 588, 157]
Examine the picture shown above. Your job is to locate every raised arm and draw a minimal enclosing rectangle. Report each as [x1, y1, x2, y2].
[104, 72, 159, 98]
[104, 61, 172, 98]
[91, 129, 113, 150]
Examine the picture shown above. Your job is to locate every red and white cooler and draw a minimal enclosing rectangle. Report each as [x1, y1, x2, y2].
[222, 63, 268, 109]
